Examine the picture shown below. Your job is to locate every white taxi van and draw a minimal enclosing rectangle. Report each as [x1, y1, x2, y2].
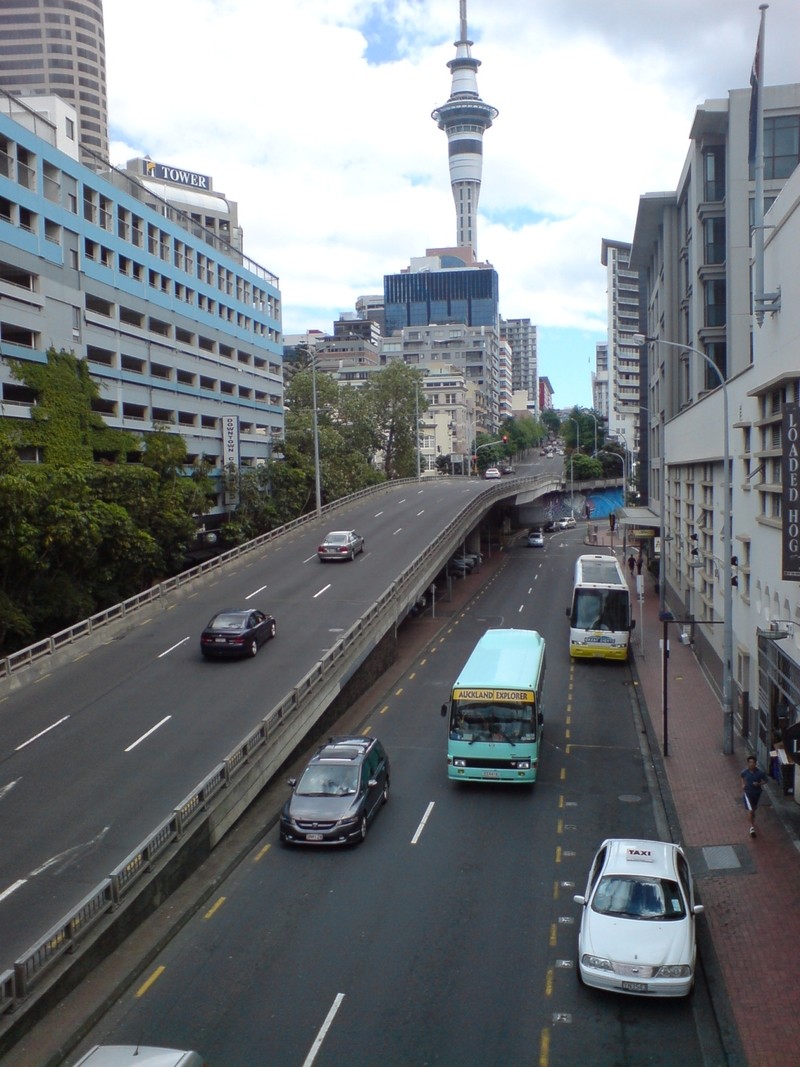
[573, 839, 703, 997]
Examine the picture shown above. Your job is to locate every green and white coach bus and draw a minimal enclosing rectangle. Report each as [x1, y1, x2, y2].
[441, 628, 546, 784]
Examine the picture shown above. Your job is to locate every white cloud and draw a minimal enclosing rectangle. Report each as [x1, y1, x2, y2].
[103, 0, 800, 406]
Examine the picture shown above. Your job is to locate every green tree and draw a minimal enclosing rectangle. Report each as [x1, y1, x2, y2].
[363, 362, 426, 479]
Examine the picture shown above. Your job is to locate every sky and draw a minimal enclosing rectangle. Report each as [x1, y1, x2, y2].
[102, 0, 800, 410]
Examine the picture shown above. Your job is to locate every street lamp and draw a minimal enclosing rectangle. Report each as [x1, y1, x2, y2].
[310, 355, 322, 518]
[586, 411, 598, 456]
[635, 334, 733, 756]
[568, 416, 580, 515]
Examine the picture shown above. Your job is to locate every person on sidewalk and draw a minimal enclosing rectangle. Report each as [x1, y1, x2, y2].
[627, 553, 636, 577]
[741, 755, 768, 836]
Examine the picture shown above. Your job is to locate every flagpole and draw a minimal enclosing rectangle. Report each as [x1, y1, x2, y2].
[753, 3, 768, 326]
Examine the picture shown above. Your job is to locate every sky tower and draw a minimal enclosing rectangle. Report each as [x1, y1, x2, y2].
[431, 0, 498, 257]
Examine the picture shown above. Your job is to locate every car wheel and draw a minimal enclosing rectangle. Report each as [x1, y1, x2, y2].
[358, 814, 368, 842]
[269, 620, 277, 639]
[248, 638, 258, 657]
[382, 777, 390, 804]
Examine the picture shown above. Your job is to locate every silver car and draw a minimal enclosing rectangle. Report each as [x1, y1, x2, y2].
[317, 529, 366, 562]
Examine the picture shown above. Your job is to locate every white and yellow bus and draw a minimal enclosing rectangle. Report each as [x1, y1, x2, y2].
[566, 554, 635, 661]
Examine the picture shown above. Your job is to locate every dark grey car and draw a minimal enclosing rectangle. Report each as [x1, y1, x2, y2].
[280, 736, 390, 845]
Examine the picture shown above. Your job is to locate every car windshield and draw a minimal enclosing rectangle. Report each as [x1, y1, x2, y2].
[296, 764, 358, 796]
[592, 875, 686, 920]
[208, 614, 245, 631]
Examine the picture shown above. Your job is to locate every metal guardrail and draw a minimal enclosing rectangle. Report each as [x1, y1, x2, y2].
[2, 472, 558, 1012]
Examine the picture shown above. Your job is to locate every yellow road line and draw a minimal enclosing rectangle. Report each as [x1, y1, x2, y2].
[135, 965, 165, 998]
[203, 896, 226, 921]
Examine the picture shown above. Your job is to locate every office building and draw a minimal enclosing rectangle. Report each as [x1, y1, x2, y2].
[600, 239, 641, 453]
[501, 316, 537, 413]
[0, 92, 283, 515]
[0, 0, 109, 168]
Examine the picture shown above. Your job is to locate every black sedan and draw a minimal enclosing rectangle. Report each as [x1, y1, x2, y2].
[200, 608, 276, 658]
[317, 529, 365, 562]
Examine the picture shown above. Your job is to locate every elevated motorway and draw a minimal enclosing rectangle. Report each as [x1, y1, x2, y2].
[0, 468, 565, 1023]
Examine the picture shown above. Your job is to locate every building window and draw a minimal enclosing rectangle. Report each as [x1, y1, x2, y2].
[703, 216, 725, 264]
[703, 146, 725, 202]
[704, 279, 726, 327]
[703, 341, 727, 387]
[762, 114, 800, 180]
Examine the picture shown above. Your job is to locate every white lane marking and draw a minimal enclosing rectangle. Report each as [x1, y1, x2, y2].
[0, 778, 21, 801]
[125, 716, 171, 753]
[15, 715, 70, 751]
[30, 826, 110, 876]
[393, 528, 403, 536]
[158, 636, 190, 658]
[411, 801, 435, 845]
[304, 553, 319, 563]
[417, 510, 425, 516]
[396, 498, 407, 504]
[314, 584, 332, 599]
[0, 879, 27, 903]
[518, 604, 524, 613]
[246, 585, 267, 598]
[374, 510, 384, 517]
[302, 993, 345, 1067]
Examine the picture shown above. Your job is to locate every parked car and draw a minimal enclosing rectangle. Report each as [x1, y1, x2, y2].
[555, 515, 577, 530]
[200, 608, 276, 659]
[483, 467, 501, 479]
[500, 464, 515, 475]
[317, 529, 365, 561]
[574, 839, 703, 997]
[450, 553, 476, 571]
[73, 1047, 207, 1067]
[527, 530, 544, 547]
[542, 520, 557, 532]
[280, 735, 390, 846]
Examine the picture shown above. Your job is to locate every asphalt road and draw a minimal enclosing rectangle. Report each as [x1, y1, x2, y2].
[64, 526, 719, 1067]
[0, 476, 499, 968]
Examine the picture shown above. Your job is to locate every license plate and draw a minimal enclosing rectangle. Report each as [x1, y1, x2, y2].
[483, 770, 499, 779]
[622, 981, 648, 992]
[306, 833, 323, 841]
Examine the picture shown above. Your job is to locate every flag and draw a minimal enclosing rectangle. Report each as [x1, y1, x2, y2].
[748, 11, 765, 167]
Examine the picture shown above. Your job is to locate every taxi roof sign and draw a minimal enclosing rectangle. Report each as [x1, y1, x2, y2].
[625, 846, 654, 862]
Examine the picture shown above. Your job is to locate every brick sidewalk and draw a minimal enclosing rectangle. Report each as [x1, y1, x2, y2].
[591, 530, 800, 1067]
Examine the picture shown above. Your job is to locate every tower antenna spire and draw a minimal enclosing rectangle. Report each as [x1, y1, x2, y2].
[431, 0, 498, 257]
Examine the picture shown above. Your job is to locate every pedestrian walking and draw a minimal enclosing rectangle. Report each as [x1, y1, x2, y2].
[741, 755, 768, 836]
[627, 553, 636, 577]
[636, 552, 643, 575]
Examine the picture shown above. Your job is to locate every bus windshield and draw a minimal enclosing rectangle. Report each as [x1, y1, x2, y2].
[572, 587, 630, 631]
[449, 699, 536, 744]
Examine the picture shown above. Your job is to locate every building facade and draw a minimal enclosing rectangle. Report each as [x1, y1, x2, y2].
[0, 0, 109, 168]
[0, 96, 283, 515]
[501, 316, 537, 413]
[600, 239, 641, 453]
[630, 82, 800, 777]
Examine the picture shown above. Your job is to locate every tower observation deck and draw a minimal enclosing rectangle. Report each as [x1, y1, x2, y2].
[431, 0, 498, 257]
